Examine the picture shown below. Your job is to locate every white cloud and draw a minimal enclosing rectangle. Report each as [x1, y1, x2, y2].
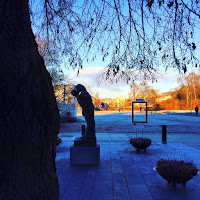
[64, 66, 200, 98]
[150, 67, 200, 93]
[68, 66, 103, 83]
[66, 66, 131, 98]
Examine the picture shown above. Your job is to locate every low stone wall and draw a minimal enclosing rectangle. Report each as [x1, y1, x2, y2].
[54, 84, 77, 121]
[57, 100, 77, 120]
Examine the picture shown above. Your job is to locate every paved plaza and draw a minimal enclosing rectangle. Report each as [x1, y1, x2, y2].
[56, 111, 200, 200]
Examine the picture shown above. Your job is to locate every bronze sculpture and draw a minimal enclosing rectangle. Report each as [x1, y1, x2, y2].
[71, 84, 96, 146]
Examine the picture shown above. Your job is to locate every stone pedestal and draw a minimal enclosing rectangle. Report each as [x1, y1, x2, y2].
[70, 145, 100, 165]
[74, 136, 96, 147]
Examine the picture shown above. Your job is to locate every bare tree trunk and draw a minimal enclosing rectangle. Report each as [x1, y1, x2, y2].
[0, 1, 60, 199]
[63, 85, 66, 104]
[192, 73, 197, 101]
[186, 86, 189, 105]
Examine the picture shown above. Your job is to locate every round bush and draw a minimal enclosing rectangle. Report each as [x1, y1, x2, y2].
[156, 159, 198, 185]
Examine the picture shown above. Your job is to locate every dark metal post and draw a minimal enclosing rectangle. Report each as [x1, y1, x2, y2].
[82, 124, 85, 136]
[162, 125, 167, 144]
[63, 85, 66, 104]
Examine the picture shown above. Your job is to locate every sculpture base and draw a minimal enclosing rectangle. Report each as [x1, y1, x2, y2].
[70, 145, 100, 165]
[74, 136, 96, 147]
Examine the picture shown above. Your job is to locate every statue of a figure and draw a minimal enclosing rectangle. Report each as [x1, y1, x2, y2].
[71, 84, 96, 146]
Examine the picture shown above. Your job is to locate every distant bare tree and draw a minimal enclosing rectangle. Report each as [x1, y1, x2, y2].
[131, 81, 159, 106]
[129, 82, 139, 101]
[177, 72, 200, 102]
[35, 35, 60, 67]
[94, 92, 101, 107]
[35, 35, 66, 86]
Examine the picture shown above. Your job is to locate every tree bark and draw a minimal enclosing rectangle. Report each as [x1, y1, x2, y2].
[0, 1, 60, 199]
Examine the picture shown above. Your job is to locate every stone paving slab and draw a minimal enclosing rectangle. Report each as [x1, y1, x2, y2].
[56, 132, 200, 200]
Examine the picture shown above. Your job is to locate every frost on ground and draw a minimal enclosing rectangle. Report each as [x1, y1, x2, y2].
[61, 110, 200, 135]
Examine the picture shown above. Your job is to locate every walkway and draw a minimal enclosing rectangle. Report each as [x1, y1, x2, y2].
[56, 132, 200, 200]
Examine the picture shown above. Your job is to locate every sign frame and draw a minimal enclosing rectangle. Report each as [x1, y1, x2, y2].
[132, 101, 148, 123]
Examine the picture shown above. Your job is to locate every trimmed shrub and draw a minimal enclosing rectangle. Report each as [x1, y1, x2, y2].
[156, 159, 198, 186]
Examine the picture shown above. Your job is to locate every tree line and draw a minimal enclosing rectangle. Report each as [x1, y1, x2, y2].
[92, 72, 200, 111]
[164, 72, 200, 110]
[128, 72, 200, 110]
